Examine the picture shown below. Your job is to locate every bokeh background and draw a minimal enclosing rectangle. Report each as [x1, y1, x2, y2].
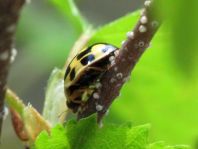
[2, 0, 198, 149]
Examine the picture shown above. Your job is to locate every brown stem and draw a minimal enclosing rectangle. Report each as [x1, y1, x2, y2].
[77, 0, 162, 122]
[0, 0, 25, 136]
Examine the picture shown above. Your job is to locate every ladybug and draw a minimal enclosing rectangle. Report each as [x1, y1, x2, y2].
[64, 43, 118, 112]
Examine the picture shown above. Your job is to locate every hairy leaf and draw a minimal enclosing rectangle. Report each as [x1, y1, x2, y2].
[34, 115, 189, 149]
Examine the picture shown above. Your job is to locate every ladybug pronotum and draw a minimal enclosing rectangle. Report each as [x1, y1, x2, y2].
[64, 43, 118, 112]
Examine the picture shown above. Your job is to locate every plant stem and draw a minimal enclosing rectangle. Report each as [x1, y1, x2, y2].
[0, 0, 25, 136]
[77, 0, 162, 122]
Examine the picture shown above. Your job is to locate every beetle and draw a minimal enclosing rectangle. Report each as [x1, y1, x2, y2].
[64, 43, 118, 113]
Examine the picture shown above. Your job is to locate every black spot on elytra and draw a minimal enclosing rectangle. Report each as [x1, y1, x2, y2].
[70, 68, 76, 81]
[80, 54, 95, 66]
[77, 47, 91, 60]
[102, 46, 108, 53]
[64, 65, 71, 80]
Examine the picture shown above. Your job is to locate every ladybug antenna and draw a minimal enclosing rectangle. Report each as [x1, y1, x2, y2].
[58, 109, 69, 120]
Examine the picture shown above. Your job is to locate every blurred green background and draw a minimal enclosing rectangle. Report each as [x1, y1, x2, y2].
[2, 0, 198, 149]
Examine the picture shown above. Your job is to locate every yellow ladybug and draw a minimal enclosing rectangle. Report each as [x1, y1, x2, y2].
[64, 43, 118, 112]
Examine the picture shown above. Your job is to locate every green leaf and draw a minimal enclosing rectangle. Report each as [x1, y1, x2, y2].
[34, 125, 70, 149]
[65, 115, 134, 149]
[34, 115, 189, 149]
[88, 10, 140, 47]
[49, 0, 86, 33]
[159, 0, 198, 76]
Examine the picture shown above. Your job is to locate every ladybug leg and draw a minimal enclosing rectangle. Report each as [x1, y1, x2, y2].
[81, 89, 93, 102]
[66, 101, 80, 113]
[86, 67, 105, 90]
[87, 66, 106, 72]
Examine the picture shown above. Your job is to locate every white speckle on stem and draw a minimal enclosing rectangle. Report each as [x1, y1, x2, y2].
[10, 48, 17, 63]
[140, 16, 148, 24]
[109, 56, 115, 62]
[126, 31, 135, 39]
[144, 0, 152, 7]
[139, 25, 147, 33]
[95, 82, 102, 88]
[116, 73, 123, 79]
[110, 78, 116, 83]
[121, 40, 126, 46]
[93, 92, 100, 99]
[110, 60, 116, 66]
[114, 50, 119, 57]
[96, 104, 103, 111]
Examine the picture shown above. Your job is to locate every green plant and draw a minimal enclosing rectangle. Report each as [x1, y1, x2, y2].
[1, 0, 197, 149]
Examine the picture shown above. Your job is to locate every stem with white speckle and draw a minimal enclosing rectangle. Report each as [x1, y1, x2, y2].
[0, 0, 25, 137]
[77, 0, 162, 122]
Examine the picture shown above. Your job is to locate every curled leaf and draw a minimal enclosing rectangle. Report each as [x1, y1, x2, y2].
[43, 68, 68, 126]
[6, 89, 51, 143]
[10, 108, 29, 142]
